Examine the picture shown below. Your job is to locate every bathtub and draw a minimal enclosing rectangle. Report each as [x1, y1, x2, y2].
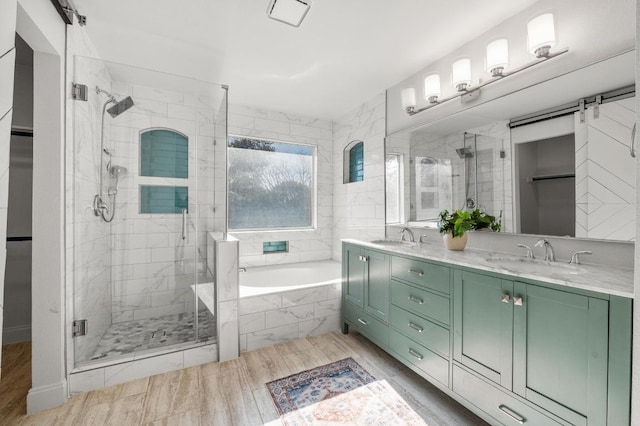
[237, 259, 342, 352]
[239, 259, 341, 298]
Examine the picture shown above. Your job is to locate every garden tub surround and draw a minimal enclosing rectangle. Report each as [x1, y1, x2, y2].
[351, 237, 634, 298]
[238, 260, 342, 352]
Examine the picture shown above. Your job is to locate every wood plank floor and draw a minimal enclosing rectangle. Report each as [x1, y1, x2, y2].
[1, 332, 487, 425]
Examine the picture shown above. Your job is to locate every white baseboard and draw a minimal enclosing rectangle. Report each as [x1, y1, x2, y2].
[2, 324, 31, 344]
[26, 380, 68, 414]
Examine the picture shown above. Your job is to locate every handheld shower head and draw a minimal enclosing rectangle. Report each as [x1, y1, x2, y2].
[110, 165, 128, 177]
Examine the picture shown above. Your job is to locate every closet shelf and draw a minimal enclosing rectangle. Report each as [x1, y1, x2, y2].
[527, 172, 575, 183]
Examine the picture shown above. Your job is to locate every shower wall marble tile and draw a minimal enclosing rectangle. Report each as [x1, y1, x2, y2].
[332, 93, 387, 260]
[227, 104, 333, 267]
[105, 80, 221, 323]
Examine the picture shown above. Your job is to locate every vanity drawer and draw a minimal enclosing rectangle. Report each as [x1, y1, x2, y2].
[343, 301, 388, 348]
[453, 365, 572, 426]
[390, 305, 450, 357]
[391, 280, 450, 325]
[389, 330, 449, 387]
[391, 256, 450, 294]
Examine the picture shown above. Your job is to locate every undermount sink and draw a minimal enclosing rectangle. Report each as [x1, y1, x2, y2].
[370, 239, 418, 248]
[485, 255, 581, 274]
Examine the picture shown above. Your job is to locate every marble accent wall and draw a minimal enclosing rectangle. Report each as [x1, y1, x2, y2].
[106, 79, 219, 324]
[227, 104, 333, 267]
[332, 93, 386, 260]
[0, 0, 17, 371]
[67, 52, 114, 363]
[238, 282, 341, 352]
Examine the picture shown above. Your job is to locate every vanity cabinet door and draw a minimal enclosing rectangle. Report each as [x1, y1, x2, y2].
[453, 270, 513, 389]
[343, 244, 365, 309]
[512, 282, 607, 426]
[364, 249, 390, 322]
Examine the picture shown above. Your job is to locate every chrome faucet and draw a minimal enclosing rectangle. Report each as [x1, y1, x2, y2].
[569, 250, 592, 265]
[535, 239, 555, 262]
[399, 227, 415, 243]
[517, 244, 534, 259]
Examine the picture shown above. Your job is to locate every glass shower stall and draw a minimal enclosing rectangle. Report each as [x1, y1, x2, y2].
[68, 57, 227, 367]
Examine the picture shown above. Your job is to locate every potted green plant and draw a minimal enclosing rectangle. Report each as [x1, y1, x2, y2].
[438, 209, 474, 250]
[470, 208, 501, 232]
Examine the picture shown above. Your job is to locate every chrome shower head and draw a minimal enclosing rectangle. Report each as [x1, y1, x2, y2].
[107, 96, 135, 118]
[455, 147, 474, 159]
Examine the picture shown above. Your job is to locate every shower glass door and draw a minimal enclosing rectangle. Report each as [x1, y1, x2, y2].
[70, 57, 225, 366]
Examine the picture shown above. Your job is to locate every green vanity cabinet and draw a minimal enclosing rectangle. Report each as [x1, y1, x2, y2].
[342, 243, 390, 346]
[342, 243, 632, 425]
[453, 269, 631, 426]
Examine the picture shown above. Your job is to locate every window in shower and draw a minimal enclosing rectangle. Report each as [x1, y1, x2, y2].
[140, 129, 188, 178]
[385, 153, 403, 224]
[343, 140, 364, 183]
[227, 135, 316, 230]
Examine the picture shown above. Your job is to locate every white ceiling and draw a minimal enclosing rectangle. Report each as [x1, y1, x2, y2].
[79, 0, 540, 120]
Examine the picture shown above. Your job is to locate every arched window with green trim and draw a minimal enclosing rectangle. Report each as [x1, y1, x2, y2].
[344, 140, 364, 183]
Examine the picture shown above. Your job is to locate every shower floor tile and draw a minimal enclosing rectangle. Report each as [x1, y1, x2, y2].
[90, 311, 215, 361]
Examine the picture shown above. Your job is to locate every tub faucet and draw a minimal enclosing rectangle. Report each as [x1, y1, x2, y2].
[399, 227, 415, 243]
[535, 239, 555, 262]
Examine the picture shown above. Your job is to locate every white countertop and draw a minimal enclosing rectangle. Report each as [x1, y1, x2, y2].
[344, 239, 634, 299]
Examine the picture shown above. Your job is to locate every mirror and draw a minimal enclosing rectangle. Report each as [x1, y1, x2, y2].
[385, 53, 636, 242]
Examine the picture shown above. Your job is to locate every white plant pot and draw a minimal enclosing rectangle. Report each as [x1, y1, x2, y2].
[443, 232, 468, 251]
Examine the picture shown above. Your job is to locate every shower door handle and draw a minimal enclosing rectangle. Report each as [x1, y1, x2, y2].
[182, 208, 187, 240]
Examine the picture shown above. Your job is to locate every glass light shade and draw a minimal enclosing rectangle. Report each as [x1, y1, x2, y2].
[424, 74, 441, 100]
[401, 88, 417, 111]
[527, 13, 556, 54]
[486, 39, 509, 73]
[452, 58, 471, 89]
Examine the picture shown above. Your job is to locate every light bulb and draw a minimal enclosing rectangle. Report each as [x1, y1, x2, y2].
[527, 13, 556, 58]
[486, 39, 509, 77]
[424, 74, 441, 103]
[401, 88, 417, 113]
[452, 58, 471, 91]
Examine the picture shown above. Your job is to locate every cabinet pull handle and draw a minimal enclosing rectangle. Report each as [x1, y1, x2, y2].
[362, 256, 368, 262]
[408, 348, 424, 360]
[408, 295, 424, 305]
[408, 269, 424, 276]
[514, 296, 524, 306]
[501, 294, 511, 303]
[357, 318, 369, 326]
[408, 322, 424, 333]
[498, 404, 526, 424]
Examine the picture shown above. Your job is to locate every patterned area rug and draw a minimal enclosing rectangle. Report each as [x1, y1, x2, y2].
[267, 357, 427, 425]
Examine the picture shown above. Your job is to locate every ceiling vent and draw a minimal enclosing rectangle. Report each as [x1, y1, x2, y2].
[267, 0, 310, 27]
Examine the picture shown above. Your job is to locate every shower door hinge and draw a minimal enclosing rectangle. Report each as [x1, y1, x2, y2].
[579, 99, 586, 123]
[72, 83, 88, 101]
[72, 319, 88, 337]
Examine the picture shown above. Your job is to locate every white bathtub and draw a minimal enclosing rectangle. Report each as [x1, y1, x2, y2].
[239, 260, 341, 298]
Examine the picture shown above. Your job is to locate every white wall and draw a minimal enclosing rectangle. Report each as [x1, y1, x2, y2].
[0, 0, 18, 379]
[15, 0, 67, 414]
[332, 93, 386, 259]
[228, 104, 334, 267]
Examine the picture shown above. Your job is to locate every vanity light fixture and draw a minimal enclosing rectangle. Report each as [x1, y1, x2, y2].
[527, 13, 556, 58]
[400, 12, 568, 116]
[424, 74, 441, 103]
[401, 88, 417, 114]
[486, 39, 509, 77]
[267, 0, 311, 28]
[452, 58, 472, 92]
